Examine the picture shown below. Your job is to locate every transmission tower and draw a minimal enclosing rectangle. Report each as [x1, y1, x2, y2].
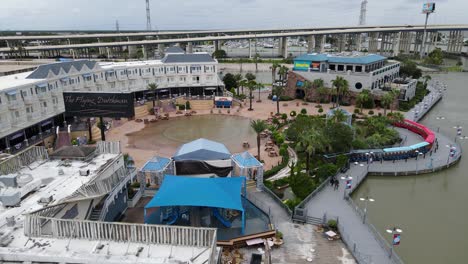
[359, 0, 368, 26]
[145, 0, 152, 31]
[115, 20, 120, 33]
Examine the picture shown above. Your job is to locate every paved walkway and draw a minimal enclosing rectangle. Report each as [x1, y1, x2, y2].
[302, 80, 459, 264]
[248, 189, 355, 264]
[267, 147, 298, 181]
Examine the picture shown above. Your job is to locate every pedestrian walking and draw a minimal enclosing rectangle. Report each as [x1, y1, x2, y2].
[334, 180, 339, 191]
[329, 177, 335, 187]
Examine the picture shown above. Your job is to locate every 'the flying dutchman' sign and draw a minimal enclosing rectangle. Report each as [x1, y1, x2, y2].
[64, 92, 135, 118]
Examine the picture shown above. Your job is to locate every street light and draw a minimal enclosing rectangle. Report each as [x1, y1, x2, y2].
[340, 176, 353, 199]
[386, 227, 403, 259]
[415, 151, 424, 174]
[435, 116, 445, 133]
[359, 196, 375, 224]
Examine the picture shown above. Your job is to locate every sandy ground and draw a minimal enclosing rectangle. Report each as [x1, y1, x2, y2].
[107, 90, 385, 169]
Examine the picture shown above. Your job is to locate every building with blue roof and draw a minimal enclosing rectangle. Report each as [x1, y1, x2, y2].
[285, 52, 413, 105]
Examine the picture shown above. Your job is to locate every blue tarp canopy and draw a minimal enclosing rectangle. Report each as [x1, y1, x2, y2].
[145, 175, 245, 211]
[173, 138, 231, 161]
[141, 156, 171, 172]
[232, 152, 262, 167]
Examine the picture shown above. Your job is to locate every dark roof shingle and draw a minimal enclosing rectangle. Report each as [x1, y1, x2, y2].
[26, 60, 97, 79]
[161, 53, 215, 64]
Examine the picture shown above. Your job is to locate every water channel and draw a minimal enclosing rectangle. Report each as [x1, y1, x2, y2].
[352, 64, 468, 263]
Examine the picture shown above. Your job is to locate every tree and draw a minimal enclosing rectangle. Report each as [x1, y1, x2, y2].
[147, 83, 158, 108]
[424, 48, 443, 65]
[423, 75, 432, 85]
[245, 72, 256, 81]
[222, 73, 237, 90]
[331, 109, 347, 123]
[270, 62, 280, 85]
[234, 73, 243, 95]
[212, 49, 227, 59]
[302, 80, 312, 101]
[239, 79, 248, 95]
[295, 130, 325, 173]
[317, 86, 329, 104]
[380, 92, 394, 116]
[356, 90, 371, 113]
[273, 85, 284, 115]
[387, 112, 405, 123]
[312, 79, 325, 103]
[247, 80, 257, 111]
[331, 76, 349, 107]
[254, 53, 261, 72]
[250, 120, 268, 161]
[256, 82, 264, 102]
[278, 66, 289, 82]
[400, 59, 422, 79]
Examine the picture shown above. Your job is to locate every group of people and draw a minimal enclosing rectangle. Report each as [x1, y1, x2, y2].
[329, 176, 340, 190]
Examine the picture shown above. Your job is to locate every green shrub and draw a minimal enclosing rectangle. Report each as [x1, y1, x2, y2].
[284, 197, 302, 210]
[316, 164, 338, 181]
[185, 101, 191, 110]
[131, 182, 141, 188]
[336, 154, 349, 170]
[300, 108, 307, 115]
[71, 139, 78, 146]
[290, 110, 297, 117]
[281, 113, 288, 120]
[279, 95, 294, 101]
[178, 104, 186, 110]
[318, 108, 324, 113]
[327, 219, 338, 230]
[368, 110, 374, 115]
[354, 108, 360, 114]
[276, 231, 284, 239]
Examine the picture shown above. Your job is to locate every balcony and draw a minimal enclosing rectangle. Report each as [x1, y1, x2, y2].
[8, 100, 22, 110]
[23, 96, 34, 105]
[51, 90, 61, 97]
[41, 108, 49, 116]
[11, 117, 26, 127]
[26, 112, 40, 121]
[0, 103, 6, 112]
[37, 93, 49, 101]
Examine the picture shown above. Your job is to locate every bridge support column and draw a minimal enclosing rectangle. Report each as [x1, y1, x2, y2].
[142, 45, 147, 60]
[316, 35, 326, 53]
[428, 32, 438, 54]
[337, 34, 345, 52]
[106, 47, 111, 59]
[158, 44, 165, 57]
[214, 40, 222, 51]
[279, 37, 288, 58]
[355, 34, 363, 52]
[186, 42, 193, 53]
[307, 35, 315, 53]
[248, 39, 252, 59]
[392, 32, 401, 57]
[368, 32, 378, 53]
[413, 32, 423, 55]
[379, 33, 386, 55]
[456, 31, 464, 54]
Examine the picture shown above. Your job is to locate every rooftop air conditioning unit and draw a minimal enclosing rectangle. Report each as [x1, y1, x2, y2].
[79, 169, 90, 176]
[38, 195, 53, 204]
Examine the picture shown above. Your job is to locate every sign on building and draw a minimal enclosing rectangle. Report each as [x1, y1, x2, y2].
[63, 92, 135, 118]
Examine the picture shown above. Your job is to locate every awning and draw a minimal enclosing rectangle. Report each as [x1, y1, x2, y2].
[82, 73, 92, 78]
[6, 90, 17, 96]
[246, 238, 264, 246]
[145, 175, 245, 211]
[9, 132, 24, 140]
[60, 77, 70, 82]
[159, 89, 168, 92]
[41, 120, 52, 126]
[205, 87, 217, 90]
[106, 70, 115, 73]
[35, 83, 47, 88]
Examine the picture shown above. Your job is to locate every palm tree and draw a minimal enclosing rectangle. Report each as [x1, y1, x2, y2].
[254, 53, 260, 73]
[272, 85, 284, 115]
[295, 130, 325, 173]
[270, 62, 280, 85]
[388, 112, 405, 123]
[278, 65, 289, 82]
[239, 79, 248, 95]
[423, 75, 432, 86]
[303, 80, 312, 100]
[147, 83, 158, 108]
[250, 119, 268, 161]
[332, 109, 348, 123]
[247, 80, 257, 111]
[316, 86, 329, 104]
[381, 93, 394, 116]
[234, 73, 243, 95]
[390, 89, 400, 113]
[356, 90, 371, 114]
[256, 83, 264, 102]
[331, 76, 349, 107]
[311, 79, 324, 102]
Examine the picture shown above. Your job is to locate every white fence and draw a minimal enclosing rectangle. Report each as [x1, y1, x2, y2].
[24, 214, 217, 249]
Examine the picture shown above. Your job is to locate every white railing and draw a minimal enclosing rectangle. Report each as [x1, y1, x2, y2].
[24, 215, 217, 249]
[0, 146, 48, 175]
[99, 168, 137, 221]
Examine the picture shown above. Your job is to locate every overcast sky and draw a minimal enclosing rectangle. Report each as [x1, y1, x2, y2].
[0, 0, 466, 31]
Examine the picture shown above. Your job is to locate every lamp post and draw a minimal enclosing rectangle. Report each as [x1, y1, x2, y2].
[453, 125, 462, 143]
[415, 151, 424, 174]
[359, 196, 375, 224]
[435, 116, 445, 133]
[340, 175, 353, 199]
[386, 227, 403, 259]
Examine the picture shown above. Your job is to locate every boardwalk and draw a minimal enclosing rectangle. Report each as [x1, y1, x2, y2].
[302, 80, 460, 264]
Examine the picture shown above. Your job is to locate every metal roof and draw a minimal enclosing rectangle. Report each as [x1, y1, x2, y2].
[165, 46, 185, 53]
[141, 156, 171, 172]
[232, 152, 262, 167]
[26, 60, 97, 79]
[295, 53, 386, 65]
[161, 53, 215, 64]
[173, 138, 231, 161]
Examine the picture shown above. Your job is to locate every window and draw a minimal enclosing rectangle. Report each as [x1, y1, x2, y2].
[26, 106, 33, 113]
[346, 65, 353, 71]
[355, 82, 363, 89]
[337, 65, 344, 71]
[355, 66, 362, 72]
[329, 64, 336, 71]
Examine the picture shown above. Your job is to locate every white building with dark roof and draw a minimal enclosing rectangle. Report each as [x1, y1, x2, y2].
[0, 52, 222, 154]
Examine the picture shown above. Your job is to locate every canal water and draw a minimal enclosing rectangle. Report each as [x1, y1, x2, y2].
[352, 70, 468, 263]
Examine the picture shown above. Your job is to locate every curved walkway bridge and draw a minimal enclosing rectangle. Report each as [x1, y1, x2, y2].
[297, 80, 461, 264]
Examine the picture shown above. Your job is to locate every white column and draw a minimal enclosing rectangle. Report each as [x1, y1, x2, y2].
[307, 35, 315, 53]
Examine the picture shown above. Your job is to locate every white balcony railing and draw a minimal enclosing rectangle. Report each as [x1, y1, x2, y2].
[37, 93, 49, 101]
[8, 100, 22, 110]
[26, 112, 40, 121]
[23, 96, 34, 105]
